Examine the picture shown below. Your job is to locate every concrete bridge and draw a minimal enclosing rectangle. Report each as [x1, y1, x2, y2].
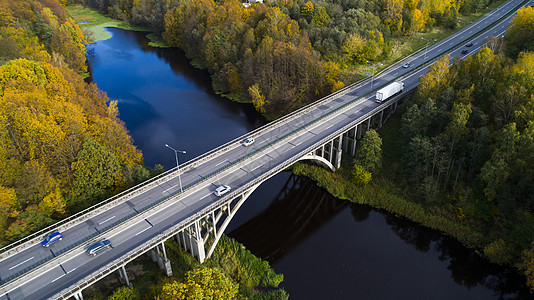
[0, 1, 528, 298]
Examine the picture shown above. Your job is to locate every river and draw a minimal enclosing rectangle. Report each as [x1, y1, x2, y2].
[86, 28, 530, 299]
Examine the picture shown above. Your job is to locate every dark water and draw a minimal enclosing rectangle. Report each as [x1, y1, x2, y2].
[87, 28, 530, 299]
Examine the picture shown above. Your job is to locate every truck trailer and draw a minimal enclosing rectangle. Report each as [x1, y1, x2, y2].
[375, 81, 404, 103]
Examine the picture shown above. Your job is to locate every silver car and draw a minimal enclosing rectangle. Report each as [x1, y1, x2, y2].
[213, 185, 231, 196]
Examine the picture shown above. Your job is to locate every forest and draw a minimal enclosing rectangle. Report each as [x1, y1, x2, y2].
[79, 0, 498, 117]
[397, 5, 534, 289]
[289, 5, 534, 291]
[0, 0, 150, 245]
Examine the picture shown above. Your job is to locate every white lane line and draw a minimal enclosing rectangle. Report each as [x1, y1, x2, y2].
[249, 165, 262, 172]
[135, 226, 151, 236]
[325, 123, 334, 129]
[199, 193, 212, 200]
[51, 273, 66, 283]
[215, 160, 227, 166]
[259, 137, 270, 144]
[9, 257, 34, 270]
[162, 186, 176, 194]
[99, 215, 116, 226]
[67, 268, 77, 274]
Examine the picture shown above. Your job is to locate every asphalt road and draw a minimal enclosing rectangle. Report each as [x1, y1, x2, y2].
[0, 0, 528, 298]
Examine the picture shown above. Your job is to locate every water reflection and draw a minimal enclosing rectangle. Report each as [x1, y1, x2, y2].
[383, 213, 530, 298]
[87, 28, 264, 168]
[229, 174, 347, 263]
[230, 173, 529, 299]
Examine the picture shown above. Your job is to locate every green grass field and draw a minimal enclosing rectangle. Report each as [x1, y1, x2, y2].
[66, 5, 148, 43]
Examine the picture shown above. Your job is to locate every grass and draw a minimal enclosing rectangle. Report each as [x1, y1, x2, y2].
[66, 5, 148, 43]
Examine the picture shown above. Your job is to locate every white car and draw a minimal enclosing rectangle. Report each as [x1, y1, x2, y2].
[213, 185, 231, 196]
[402, 62, 411, 68]
[243, 137, 255, 147]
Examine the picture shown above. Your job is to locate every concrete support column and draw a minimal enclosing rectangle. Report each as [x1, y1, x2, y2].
[328, 140, 333, 163]
[342, 132, 349, 153]
[161, 242, 167, 261]
[335, 135, 343, 169]
[117, 265, 130, 286]
[74, 291, 84, 300]
[367, 118, 371, 132]
[394, 101, 398, 111]
[357, 123, 362, 139]
[191, 221, 206, 263]
[379, 110, 384, 128]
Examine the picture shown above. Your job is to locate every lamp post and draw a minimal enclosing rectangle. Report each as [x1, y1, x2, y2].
[421, 37, 436, 61]
[165, 144, 186, 193]
[367, 62, 383, 91]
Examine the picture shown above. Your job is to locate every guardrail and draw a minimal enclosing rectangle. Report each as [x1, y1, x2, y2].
[2, 0, 528, 291]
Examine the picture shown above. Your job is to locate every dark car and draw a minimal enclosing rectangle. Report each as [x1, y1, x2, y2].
[42, 232, 62, 247]
[86, 240, 112, 256]
[461, 49, 469, 54]
[466, 42, 473, 47]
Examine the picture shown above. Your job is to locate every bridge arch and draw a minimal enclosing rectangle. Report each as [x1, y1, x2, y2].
[295, 152, 336, 172]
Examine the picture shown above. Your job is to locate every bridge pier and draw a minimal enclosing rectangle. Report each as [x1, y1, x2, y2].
[379, 110, 384, 128]
[117, 265, 130, 286]
[148, 242, 173, 276]
[73, 291, 84, 300]
[334, 135, 343, 169]
[176, 221, 206, 263]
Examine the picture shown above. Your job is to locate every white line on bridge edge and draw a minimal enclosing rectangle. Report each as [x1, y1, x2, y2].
[135, 226, 151, 236]
[9, 256, 34, 270]
[51, 273, 66, 283]
[99, 216, 116, 226]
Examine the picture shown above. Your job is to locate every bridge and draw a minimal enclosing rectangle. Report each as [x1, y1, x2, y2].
[0, 0, 528, 298]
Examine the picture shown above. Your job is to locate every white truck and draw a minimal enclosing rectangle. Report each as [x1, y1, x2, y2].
[375, 81, 404, 103]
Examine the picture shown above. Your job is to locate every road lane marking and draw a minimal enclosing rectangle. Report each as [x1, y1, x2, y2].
[67, 268, 77, 274]
[9, 257, 34, 270]
[52, 273, 66, 283]
[162, 185, 176, 194]
[99, 216, 116, 225]
[215, 160, 227, 166]
[249, 165, 262, 172]
[258, 137, 270, 144]
[135, 226, 151, 236]
[199, 193, 212, 200]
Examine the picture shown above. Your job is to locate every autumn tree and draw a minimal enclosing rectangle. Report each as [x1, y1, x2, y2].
[159, 267, 238, 300]
[505, 6, 534, 58]
[71, 139, 122, 203]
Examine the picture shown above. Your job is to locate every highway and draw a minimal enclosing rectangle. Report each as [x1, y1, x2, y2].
[0, 0, 528, 298]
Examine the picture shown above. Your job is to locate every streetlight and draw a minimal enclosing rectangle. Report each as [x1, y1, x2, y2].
[165, 144, 186, 193]
[421, 37, 436, 61]
[367, 62, 383, 91]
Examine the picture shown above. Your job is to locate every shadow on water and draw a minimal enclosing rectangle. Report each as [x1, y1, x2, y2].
[229, 174, 348, 264]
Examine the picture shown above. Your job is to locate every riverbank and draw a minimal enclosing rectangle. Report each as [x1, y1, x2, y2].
[290, 102, 529, 285]
[66, 5, 168, 47]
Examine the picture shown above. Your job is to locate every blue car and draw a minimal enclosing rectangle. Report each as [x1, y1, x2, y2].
[42, 232, 62, 247]
[86, 240, 112, 256]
